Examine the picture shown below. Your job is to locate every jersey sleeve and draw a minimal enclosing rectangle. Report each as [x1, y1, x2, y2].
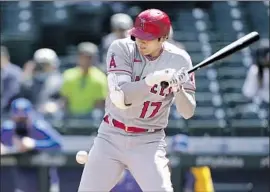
[1, 120, 14, 147]
[33, 120, 62, 150]
[106, 40, 132, 76]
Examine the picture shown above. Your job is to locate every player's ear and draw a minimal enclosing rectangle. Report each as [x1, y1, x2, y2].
[159, 36, 168, 42]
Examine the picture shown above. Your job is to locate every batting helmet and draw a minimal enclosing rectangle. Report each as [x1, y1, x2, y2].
[11, 98, 33, 117]
[128, 9, 171, 41]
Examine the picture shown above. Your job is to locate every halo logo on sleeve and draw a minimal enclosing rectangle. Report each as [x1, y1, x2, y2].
[109, 53, 117, 68]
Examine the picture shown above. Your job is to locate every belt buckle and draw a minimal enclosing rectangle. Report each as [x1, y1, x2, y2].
[147, 129, 155, 133]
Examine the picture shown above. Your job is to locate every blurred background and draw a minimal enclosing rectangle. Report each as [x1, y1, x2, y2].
[0, 1, 269, 192]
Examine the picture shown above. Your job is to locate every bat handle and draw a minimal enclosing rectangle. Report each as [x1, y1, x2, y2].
[160, 81, 169, 89]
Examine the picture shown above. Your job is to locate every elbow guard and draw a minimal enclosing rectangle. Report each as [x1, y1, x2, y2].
[110, 89, 130, 109]
[107, 73, 130, 109]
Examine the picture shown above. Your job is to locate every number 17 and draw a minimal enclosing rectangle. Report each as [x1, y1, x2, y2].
[140, 101, 162, 118]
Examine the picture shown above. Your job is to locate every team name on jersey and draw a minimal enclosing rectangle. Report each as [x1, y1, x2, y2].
[135, 76, 172, 97]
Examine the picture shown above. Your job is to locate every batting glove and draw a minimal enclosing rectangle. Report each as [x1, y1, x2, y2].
[145, 68, 176, 87]
[170, 67, 190, 92]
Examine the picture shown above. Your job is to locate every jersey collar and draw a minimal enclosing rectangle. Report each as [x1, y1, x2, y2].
[145, 46, 164, 62]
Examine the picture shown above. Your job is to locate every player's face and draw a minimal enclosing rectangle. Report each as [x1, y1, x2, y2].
[78, 53, 91, 70]
[12, 115, 28, 123]
[135, 38, 165, 57]
[115, 29, 127, 39]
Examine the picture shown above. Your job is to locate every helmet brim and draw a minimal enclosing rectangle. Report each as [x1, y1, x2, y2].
[127, 28, 157, 40]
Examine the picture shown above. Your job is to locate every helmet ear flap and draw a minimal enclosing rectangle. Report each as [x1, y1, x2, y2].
[131, 36, 135, 41]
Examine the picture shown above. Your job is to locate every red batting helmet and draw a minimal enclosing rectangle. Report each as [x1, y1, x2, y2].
[128, 9, 171, 41]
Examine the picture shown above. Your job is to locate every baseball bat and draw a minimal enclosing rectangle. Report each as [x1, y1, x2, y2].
[160, 31, 260, 88]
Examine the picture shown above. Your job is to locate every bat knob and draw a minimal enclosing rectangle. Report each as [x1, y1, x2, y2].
[160, 81, 169, 89]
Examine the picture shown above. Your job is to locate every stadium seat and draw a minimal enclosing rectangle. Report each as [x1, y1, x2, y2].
[36, 2, 71, 25]
[187, 119, 222, 128]
[195, 79, 210, 92]
[175, 11, 197, 31]
[173, 31, 198, 42]
[192, 106, 216, 120]
[195, 92, 214, 107]
[219, 79, 244, 93]
[222, 93, 251, 108]
[243, 2, 269, 38]
[216, 67, 247, 79]
[190, 52, 205, 63]
[220, 61, 246, 68]
[211, 2, 239, 39]
[182, 41, 202, 52]
[230, 119, 265, 129]
[1, 2, 38, 39]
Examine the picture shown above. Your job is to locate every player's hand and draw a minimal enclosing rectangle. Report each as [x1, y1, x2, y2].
[169, 67, 189, 92]
[145, 68, 176, 87]
[21, 137, 35, 150]
[13, 136, 35, 152]
[23, 60, 36, 78]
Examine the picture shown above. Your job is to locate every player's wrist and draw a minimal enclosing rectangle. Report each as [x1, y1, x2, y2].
[144, 73, 156, 86]
[172, 84, 184, 93]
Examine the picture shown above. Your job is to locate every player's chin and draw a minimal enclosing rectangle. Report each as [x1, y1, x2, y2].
[139, 49, 150, 56]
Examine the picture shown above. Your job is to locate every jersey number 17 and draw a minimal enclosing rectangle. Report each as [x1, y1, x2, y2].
[140, 101, 162, 118]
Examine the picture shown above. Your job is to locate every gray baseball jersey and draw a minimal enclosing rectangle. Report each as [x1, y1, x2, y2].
[78, 38, 196, 192]
[106, 38, 196, 129]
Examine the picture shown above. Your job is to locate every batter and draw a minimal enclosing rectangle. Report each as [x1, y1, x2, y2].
[78, 8, 196, 192]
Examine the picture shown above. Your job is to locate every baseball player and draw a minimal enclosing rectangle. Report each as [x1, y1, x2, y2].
[78, 9, 196, 192]
[1, 98, 62, 192]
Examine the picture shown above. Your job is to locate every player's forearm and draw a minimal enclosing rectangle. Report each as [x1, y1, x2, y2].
[242, 77, 259, 98]
[242, 66, 260, 98]
[1, 80, 20, 109]
[120, 80, 151, 106]
[174, 88, 196, 119]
